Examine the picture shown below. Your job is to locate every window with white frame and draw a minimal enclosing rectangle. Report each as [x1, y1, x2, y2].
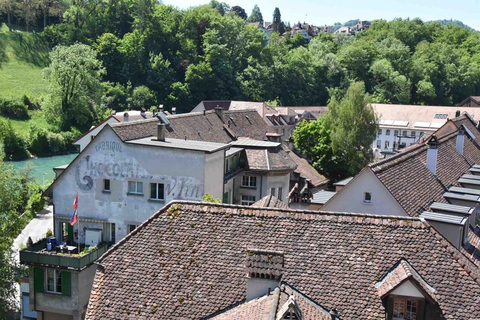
[386, 129, 391, 136]
[128, 181, 143, 194]
[242, 175, 257, 188]
[376, 140, 381, 148]
[385, 141, 390, 149]
[150, 183, 164, 200]
[364, 192, 372, 204]
[410, 131, 415, 137]
[241, 195, 256, 206]
[378, 129, 382, 136]
[403, 130, 407, 137]
[46, 269, 62, 293]
[271, 188, 276, 196]
[278, 187, 283, 200]
[394, 129, 399, 137]
[393, 298, 419, 319]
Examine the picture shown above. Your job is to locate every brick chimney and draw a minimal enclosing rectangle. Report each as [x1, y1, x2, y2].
[245, 249, 283, 301]
[426, 135, 439, 176]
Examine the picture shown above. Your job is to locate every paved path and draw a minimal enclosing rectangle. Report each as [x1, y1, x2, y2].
[11, 205, 53, 263]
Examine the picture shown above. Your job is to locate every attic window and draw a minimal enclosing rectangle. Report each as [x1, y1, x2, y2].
[364, 192, 372, 204]
[434, 114, 448, 119]
[393, 298, 419, 320]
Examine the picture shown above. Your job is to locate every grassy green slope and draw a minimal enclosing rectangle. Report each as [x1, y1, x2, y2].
[0, 25, 50, 100]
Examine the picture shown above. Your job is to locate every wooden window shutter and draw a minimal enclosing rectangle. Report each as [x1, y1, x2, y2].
[34, 268, 44, 292]
[62, 271, 71, 297]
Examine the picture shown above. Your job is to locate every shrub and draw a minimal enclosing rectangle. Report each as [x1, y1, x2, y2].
[0, 98, 29, 120]
[0, 119, 29, 160]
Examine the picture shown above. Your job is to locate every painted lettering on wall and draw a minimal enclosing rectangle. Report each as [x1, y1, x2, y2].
[75, 155, 149, 190]
[95, 141, 122, 153]
[166, 178, 201, 199]
[74, 155, 203, 199]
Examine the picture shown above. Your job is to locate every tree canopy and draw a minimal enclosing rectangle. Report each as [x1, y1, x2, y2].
[294, 82, 377, 180]
[247, 4, 263, 23]
[42, 43, 105, 131]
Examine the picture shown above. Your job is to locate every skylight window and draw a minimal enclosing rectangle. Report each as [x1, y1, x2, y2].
[434, 114, 448, 119]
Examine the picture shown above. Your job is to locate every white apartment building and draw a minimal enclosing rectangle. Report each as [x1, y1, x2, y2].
[372, 103, 480, 153]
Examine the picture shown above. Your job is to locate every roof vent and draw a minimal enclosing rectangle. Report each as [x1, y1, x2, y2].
[214, 106, 224, 119]
[171, 107, 176, 115]
[156, 123, 165, 142]
[456, 110, 461, 117]
[123, 112, 129, 122]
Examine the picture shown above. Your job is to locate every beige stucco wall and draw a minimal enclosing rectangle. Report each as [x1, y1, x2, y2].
[53, 126, 217, 244]
[322, 169, 407, 216]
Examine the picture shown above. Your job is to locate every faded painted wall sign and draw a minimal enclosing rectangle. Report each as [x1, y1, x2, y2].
[95, 141, 122, 153]
[74, 155, 203, 199]
[75, 155, 149, 190]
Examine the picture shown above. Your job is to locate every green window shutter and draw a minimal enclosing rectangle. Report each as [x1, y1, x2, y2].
[62, 271, 71, 297]
[67, 223, 74, 244]
[34, 268, 44, 292]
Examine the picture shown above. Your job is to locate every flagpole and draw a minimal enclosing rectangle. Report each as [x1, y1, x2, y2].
[77, 186, 80, 254]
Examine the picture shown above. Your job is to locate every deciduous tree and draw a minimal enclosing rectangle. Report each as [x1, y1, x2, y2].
[42, 43, 105, 131]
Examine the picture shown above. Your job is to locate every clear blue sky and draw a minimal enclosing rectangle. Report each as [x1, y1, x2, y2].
[164, 0, 480, 30]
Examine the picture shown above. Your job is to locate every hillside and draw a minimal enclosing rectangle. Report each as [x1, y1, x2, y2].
[0, 25, 50, 100]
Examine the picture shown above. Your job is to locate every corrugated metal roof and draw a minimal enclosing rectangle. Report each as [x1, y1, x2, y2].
[458, 178, 480, 186]
[449, 186, 480, 196]
[461, 174, 480, 181]
[230, 139, 280, 148]
[430, 202, 473, 215]
[468, 168, 480, 174]
[393, 120, 409, 127]
[226, 147, 243, 157]
[462, 125, 476, 139]
[333, 177, 353, 186]
[126, 137, 229, 153]
[420, 211, 467, 225]
[443, 192, 480, 203]
[311, 190, 336, 204]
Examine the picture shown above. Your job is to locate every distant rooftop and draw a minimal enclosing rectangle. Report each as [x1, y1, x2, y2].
[230, 139, 280, 148]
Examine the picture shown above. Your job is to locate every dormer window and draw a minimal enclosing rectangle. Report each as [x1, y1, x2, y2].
[376, 259, 436, 320]
[393, 298, 419, 320]
[364, 192, 372, 204]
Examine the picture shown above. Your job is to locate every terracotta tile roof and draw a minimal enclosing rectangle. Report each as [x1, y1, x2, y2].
[111, 110, 269, 143]
[222, 109, 269, 141]
[283, 146, 329, 187]
[86, 202, 480, 320]
[252, 195, 289, 209]
[375, 259, 437, 300]
[211, 284, 333, 320]
[245, 148, 297, 172]
[370, 132, 476, 216]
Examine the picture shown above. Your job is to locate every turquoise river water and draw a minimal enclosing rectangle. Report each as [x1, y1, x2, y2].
[9, 153, 78, 184]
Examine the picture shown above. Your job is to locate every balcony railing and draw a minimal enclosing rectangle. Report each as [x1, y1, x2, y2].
[20, 239, 108, 271]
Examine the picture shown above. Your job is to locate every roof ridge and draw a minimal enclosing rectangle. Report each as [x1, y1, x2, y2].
[111, 117, 157, 128]
[167, 110, 216, 119]
[97, 201, 427, 264]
